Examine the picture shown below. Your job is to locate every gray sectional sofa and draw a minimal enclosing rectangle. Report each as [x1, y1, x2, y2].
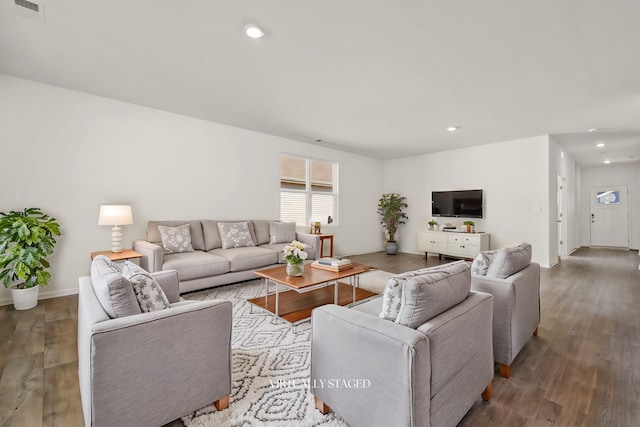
[133, 220, 320, 294]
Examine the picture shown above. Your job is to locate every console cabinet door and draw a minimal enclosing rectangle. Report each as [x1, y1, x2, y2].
[420, 232, 448, 254]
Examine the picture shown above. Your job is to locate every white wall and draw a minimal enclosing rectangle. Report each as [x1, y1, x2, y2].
[578, 163, 640, 249]
[0, 75, 384, 305]
[383, 135, 556, 267]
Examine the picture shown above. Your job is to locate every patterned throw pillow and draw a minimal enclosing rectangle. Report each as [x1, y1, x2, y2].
[471, 250, 498, 276]
[269, 221, 297, 244]
[217, 222, 256, 249]
[121, 261, 170, 312]
[157, 224, 194, 254]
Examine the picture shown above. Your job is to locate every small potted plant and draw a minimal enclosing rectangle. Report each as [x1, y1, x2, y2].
[0, 208, 61, 310]
[377, 193, 408, 255]
[463, 220, 475, 233]
[428, 219, 438, 230]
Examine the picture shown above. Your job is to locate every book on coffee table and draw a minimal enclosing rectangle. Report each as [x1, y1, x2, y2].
[311, 258, 353, 272]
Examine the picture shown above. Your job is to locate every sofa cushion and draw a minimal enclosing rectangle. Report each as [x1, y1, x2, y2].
[162, 252, 230, 281]
[121, 261, 170, 312]
[259, 242, 315, 263]
[158, 224, 194, 254]
[210, 247, 278, 272]
[252, 220, 271, 245]
[90, 255, 141, 318]
[217, 222, 256, 249]
[395, 261, 471, 329]
[471, 250, 498, 276]
[486, 243, 532, 279]
[379, 265, 451, 321]
[147, 220, 205, 251]
[201, 220, 222, 250]
[269, 221, 296, 244]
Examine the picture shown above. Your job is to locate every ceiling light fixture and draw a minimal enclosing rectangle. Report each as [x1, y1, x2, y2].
[603, 160, 611, 164]
[588, 128, 598, 133]
[596, 143, 605, 148]
[446, 126, 459, 132]
[244, 23, 264, 39]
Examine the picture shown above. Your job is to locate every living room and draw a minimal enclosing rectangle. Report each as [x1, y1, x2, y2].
[1, 2, 640, 426]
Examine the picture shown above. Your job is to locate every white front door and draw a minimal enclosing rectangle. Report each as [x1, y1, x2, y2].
[590, 186, 629, 248]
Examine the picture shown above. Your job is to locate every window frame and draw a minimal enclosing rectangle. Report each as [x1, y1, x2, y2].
[279, 153, 338, 226]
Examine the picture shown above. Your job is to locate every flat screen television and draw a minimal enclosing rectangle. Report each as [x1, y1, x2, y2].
[432, 189, 483, 218]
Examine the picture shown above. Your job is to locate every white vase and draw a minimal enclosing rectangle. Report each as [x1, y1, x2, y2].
[286, 261, 304, 277]
[10, 284, 39, 310]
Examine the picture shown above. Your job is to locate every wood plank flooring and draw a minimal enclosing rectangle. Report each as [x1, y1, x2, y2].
[0, 247, 638, 426]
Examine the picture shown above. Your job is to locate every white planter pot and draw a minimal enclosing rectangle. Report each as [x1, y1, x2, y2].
[10, 284, 39, 310]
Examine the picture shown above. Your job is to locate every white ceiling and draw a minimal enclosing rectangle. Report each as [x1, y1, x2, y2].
[1, 0, 639, 165]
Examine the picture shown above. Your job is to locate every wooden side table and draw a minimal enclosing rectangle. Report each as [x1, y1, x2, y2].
[90, 249, 143, 262]
[318, 234, 334, 258]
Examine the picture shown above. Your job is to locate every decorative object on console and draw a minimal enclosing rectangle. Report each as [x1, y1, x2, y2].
[0, 207, 61, 310]
[463, 220, 475, 233]
[98, 204, 133, 253]
[377, 193, 408, 255]
[283, 240, 308, 276]
[428, 219, 438, 230]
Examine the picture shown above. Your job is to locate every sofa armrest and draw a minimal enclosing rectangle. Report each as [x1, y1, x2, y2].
[151, 269, 180, 303]
[470, 263, 540, 365]
[295, 232, 321, 259]
[83, 296, 232, 427]
[311, 304, 430, 427]
[133, 239, 163, 272]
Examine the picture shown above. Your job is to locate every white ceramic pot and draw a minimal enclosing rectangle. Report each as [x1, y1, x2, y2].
[10, 284, 39, 310]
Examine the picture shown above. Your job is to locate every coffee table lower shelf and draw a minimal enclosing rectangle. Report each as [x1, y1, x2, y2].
[247, 282, 377, 325]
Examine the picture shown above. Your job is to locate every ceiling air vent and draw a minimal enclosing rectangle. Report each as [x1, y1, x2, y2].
[10, 0, 45, 22]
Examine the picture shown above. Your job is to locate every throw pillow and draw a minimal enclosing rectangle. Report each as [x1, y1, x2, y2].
[121, 261, 170, 312]
[157, 224, 194, 254]
[269, 221, 297, 244]
[217, 222, 256, 249]
[90, 255, 141, 318]
[486, 242, 532, 279]
[471, 250, 498, 276]
[379, 263, 464, 321]
[395, 260, 471, 329]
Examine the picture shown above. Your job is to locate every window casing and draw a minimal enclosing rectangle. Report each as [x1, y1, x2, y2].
[280, 154, 337, 226]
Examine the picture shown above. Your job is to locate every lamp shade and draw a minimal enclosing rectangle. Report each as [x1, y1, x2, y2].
[98, 205, 133, 226]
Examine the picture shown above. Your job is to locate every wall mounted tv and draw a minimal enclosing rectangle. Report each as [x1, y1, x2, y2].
[431, 189, 483, 218]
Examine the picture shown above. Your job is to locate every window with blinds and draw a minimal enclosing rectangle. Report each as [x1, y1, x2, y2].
[280, 155, 337, 226]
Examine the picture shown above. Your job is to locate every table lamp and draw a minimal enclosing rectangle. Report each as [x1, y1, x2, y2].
[98, 204, 133, 253]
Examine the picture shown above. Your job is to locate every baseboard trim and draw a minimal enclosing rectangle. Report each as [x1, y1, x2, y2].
[0, 288, 79, 307]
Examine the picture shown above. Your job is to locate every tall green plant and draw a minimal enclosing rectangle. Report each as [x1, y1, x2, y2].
[377, 193, 408, 241]
[0, 208, 61, 289]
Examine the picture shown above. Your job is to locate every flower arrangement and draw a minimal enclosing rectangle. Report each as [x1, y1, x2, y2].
[283, 240, 308, 264]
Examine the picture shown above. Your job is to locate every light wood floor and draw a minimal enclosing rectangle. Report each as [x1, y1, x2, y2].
[1, 247, 638, 426]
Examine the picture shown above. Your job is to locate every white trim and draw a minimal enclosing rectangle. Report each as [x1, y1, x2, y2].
[0, 287, 79, 307]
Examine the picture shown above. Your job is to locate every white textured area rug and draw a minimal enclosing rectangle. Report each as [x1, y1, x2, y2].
[180, 271, 391, 427]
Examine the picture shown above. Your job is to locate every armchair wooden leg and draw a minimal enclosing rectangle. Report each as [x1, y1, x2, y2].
[314, 395, 330, 414]
[533, 327, 539, 337]
[499, 363, 512, 379]
[213, 395, 229, 411]
[481, 382, 492, 401]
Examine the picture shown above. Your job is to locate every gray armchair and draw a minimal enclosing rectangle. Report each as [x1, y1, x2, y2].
[471, 262, 540, 378]
[311, 261, 494, 427]
[78, 268, 232, 427]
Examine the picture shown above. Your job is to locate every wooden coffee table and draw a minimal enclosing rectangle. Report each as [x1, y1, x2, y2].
[249, 262, 378, 326]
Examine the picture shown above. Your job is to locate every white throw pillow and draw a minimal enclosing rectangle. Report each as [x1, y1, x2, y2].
[157, 224, 194, 254]
[217, 222, 256, 249]
[121, 261, 170, 312]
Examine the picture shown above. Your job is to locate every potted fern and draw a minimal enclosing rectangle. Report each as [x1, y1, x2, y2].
[0, 208, 61, 310]
[377, 193, 408, 255]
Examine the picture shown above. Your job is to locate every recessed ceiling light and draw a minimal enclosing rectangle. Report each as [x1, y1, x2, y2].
[604, 160, 611, 164]
[588, 128, 598, 133]
[244, 24, 264, 39]
[446, 126, 459, 132]
[596, 143, 605, 148]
